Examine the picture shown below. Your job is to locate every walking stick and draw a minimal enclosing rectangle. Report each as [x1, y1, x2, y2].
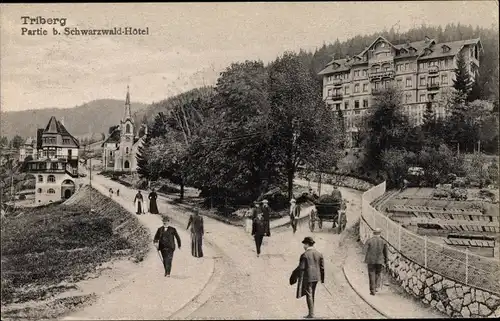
[157, 248, 163, 264]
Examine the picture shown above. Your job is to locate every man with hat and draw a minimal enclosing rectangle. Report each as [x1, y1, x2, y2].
[251, 201, 261, 220]
[261, 199, 271, 236]
[289, 198, 301, 234]
[364, 227, 388, 295]
[295, 236, 324, 318]
[153, 216, 182, 277]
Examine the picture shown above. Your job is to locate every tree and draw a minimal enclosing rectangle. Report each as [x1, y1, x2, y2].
[10, 135, 24, 150]
[108, 125, 119, 135]
[453, 51, 472, 99]
[136, 133, 151, 180]
[186, 61, 281, 204]
[267, 52, 342, 199]
[363, 86, 410, 170]
[0, 136, 8, 148]
[149, 112, 169, 139]
[468, 77, 483, 102]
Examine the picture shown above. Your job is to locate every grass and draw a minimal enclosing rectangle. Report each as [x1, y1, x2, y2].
[1, 186, 150, 308]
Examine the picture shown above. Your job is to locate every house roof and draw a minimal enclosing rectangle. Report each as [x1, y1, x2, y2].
[101, 128, 121, 146]
[36, 129, 44, 149]
[417, 38, 482, 60]
[318, 36, 482, 75]
[42, 116, 80, 147]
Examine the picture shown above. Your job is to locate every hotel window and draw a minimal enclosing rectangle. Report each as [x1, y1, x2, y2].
[48, 175, 56, 183]
[354, 100, 360, 109]
[419, 63, 425, 70]
[420, 76, 426, 86]
[354, 84, 360, 93]
[355, 110, 361, 115]
[354, 70, 359, 77]
[375, 67, 380, 73]
[344, 86, 350, 95]
[335, 103, 341, 111]
[406, 77, 412, 88]
[420, 94, 426, 102]
[384, 65, 390, 71]
[429, 76, 439, 85]
[38, 175, 43, 183]
[374, 82, 379, 90]
[362, 69, 367, 77]
[363, 100, 368, 108]
[441, 74, 448, 84]
[48, 150, 55, 158]
[363, 83, 368, 92]
[440, 60, 445, 68]
[48, 188, 56, 194]
[405, 63, 409, 70]
[405, 93, 412, 103]
[344, 101, 349, 109]
[397, 78, 403, 88]
[327, 88, 333, 96]
[63, 138, 70, 145]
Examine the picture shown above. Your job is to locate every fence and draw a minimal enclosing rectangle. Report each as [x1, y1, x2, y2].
[361, 182, 500, 295]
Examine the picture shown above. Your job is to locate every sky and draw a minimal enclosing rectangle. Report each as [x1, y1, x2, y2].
[1, 1, 498, 112]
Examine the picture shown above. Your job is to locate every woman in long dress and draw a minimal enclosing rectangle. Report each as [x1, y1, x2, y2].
[134, 190, 143, 214]
[148, 189, 159, 214]
[186, 211, 204, 258]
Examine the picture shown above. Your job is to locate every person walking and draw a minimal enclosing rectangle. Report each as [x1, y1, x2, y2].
[109, 188, 114, 198]
[186, 210, 204, 258]
[148, 188, 159, 214]
[289, 198, 301, 234]
[116, 189, 120, 197]
[251, 212, 268, 257]
[153, 216, 181, 277]
[261, 199, 271, 236]
[251, 201, 261, 220]
[134, 190, 144, 215]
[294, 236, 324, 319]
[364, 227, 389, 295]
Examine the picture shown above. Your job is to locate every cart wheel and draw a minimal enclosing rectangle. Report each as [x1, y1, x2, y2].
[309, 218, 315, 232]
[318, 219, 323, 229]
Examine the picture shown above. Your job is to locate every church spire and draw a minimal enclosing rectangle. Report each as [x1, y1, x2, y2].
[123, 85, 132, 121]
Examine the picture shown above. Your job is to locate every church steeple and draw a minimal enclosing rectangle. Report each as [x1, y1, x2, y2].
[123, 85, 132, 122]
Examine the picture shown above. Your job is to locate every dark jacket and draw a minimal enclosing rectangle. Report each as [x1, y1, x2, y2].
[296, 248, 325, 298]
[364, 235, 388, 265]
[251, 218, 267, 236]
[154, 226, 181, 251]
[261, 205, 270, 220]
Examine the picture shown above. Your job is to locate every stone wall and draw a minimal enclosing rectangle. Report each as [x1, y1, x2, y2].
[298, 171, 374, 191]
[360, 218, 500, 318]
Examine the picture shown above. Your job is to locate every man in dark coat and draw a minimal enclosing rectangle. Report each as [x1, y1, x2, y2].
[295, 236, 324, 318]
[364, 227, 388, 295]
[251, 212, 267, 257]
[153, 216, 181, 277]
[251, 201, 261, 220]
[261, 199, 271, 236]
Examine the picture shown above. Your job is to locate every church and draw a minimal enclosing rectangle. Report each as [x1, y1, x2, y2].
[101, 86, 146, 172]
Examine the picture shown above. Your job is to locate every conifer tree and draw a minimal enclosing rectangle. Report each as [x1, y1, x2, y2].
[136, 133, 150, 179]
[453, 52, 472, 99]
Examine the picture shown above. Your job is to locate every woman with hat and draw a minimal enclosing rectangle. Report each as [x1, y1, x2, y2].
[186, 210, 204, 258]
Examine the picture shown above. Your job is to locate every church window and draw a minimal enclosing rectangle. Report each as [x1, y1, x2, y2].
[126, 124, 131, 134]
[124, 160, 130, 169]
[126, 147, 129, 154]
[38, 175, 43, 182]
[48, 188, 56, 194]
[48, 175, 56, 183]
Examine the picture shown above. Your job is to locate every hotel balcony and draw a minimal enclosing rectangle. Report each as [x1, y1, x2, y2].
[368, 70, 395, 81]
[328, 94, 343, 101]
[427, 83, 440, 90]
[428, 65, 439, 74]
[332, 78, 343, 86]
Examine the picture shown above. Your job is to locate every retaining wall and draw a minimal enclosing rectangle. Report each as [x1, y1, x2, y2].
[360, 183, 500, 318]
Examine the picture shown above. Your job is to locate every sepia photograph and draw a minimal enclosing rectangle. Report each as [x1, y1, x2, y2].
[0, 1, 499, 320]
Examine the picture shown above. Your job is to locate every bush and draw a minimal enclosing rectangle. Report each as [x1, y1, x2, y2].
[18, 194, 26, 200]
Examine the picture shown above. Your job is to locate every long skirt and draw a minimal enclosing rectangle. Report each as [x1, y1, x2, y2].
[191, 232, 204, 258]
[149, 199, 159, 214]
[136, 201, 143, 214]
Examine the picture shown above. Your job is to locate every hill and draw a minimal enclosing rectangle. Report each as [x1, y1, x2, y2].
[0, 99, 149, 139]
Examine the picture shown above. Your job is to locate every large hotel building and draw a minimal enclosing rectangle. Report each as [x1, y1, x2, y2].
[318, 36, 483, 147]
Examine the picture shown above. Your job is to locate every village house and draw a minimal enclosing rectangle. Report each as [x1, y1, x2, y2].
[23, 116, 80, 204]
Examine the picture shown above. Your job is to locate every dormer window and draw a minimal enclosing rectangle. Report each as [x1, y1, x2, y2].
[442, 45, 450, 53]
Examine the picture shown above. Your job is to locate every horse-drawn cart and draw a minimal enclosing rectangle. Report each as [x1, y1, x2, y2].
[309, 199, 347, 233]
